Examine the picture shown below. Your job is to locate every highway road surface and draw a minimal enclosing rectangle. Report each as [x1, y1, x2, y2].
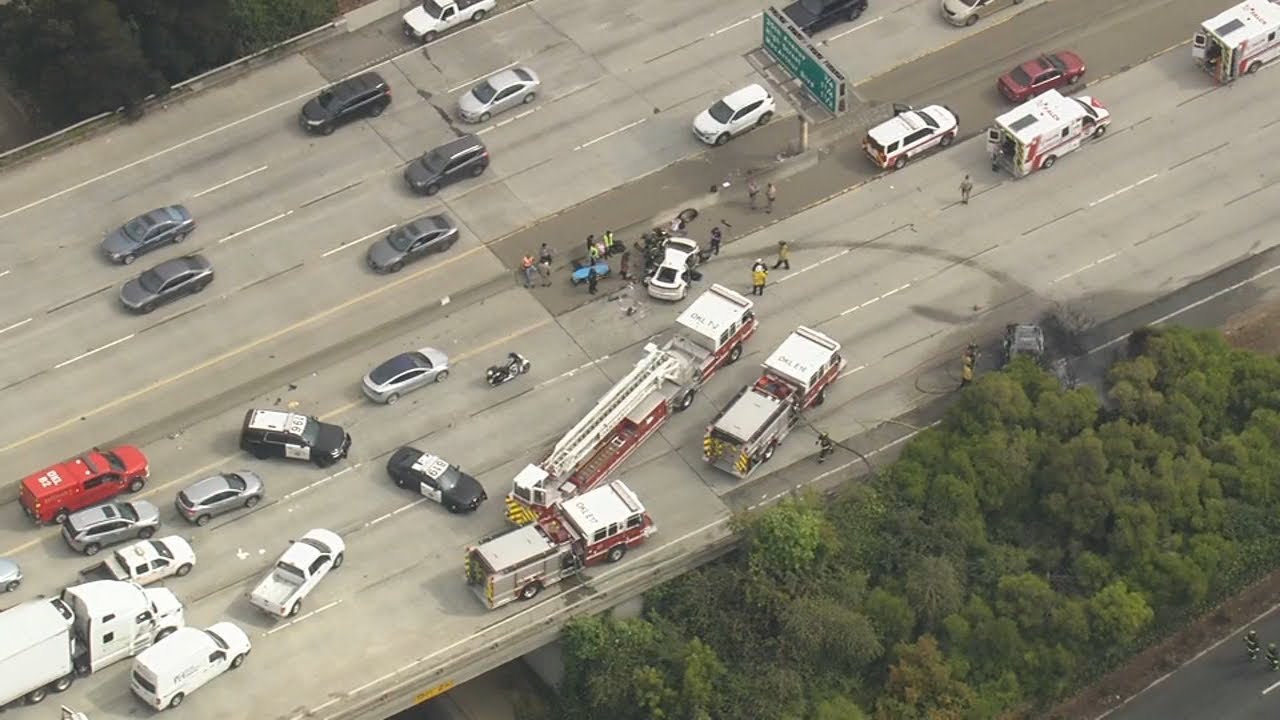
[0, 0, 1262, 718]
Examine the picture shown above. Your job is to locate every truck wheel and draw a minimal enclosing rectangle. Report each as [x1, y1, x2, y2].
[939, 132, 955, 147]
[814, 387, 827, 406]
[607, 544, 627, 563]
[965, 14, 978, 26]
[289, 601, 302, 617]
[519, 582, 542, 601]
[423, 31, 437, 43]
[176, 563, 192, 577]
[84, 543, 101, 557]
[714, 132, 730, 146]
[333, 552, 344, 569]
[761, 443, 776, 463]
[52, 673, 74, 692]
[24, 686, 48, 705]
[252, 447, 271, 460]
[848, 5, 864, 20]
[53, 508, 70, 525]
[196, 514, 212, 526]
[138, 527, 156, 539]
[231, 653, 247, 669]
[1092, 125, 1107, 139]
[728, 344, 743, 364]
[168, 692, 185, 709]
[1042, 155, 1057, 169]
[128, 476, 146, 492]
[1248, 61, 1262, 74]
[893, 155, 907, 170]
[677, 389, 696, 411]
[471, 9, 486, 22]
[757, 111, 773, 126]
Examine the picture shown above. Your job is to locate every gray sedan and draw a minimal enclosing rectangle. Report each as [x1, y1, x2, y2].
[0, 556, 20, 592]
[176, 471, 265, 526]
[367, 215, 458, 273]
[363, 347, 450, 404]
[458, 66, 540, 123]
[102, 205, 195, 265]
[62, 500, 161, 556]
[120, 254, 215, 314]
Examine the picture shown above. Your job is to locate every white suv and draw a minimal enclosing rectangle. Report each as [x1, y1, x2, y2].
[693, 84, 777, 146]
[863, 104, 959, 170]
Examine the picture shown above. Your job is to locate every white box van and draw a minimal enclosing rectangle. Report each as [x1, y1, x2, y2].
[129, 622, 250, 710]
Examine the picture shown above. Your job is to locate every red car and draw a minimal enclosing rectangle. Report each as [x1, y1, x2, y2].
[18, 445, 150, 524]
[998, 51, 1086, 103]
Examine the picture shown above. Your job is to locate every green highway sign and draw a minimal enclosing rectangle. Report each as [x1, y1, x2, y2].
[762, 7, 846, 115]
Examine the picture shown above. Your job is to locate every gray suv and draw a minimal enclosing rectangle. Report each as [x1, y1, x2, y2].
[404, 135, 488, 196]
[176, 471, 265, 526]
[62, 501, 161, 556]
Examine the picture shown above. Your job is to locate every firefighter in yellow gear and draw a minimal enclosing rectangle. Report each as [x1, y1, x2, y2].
[960, 343, 978, 387]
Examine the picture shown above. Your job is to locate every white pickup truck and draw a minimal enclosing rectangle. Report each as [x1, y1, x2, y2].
[79, 536, 195, 586]
[248, 529, 344, 618]
[403, 0, 496, 43]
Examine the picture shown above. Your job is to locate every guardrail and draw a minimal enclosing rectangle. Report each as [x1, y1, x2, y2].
[0, 20, 347, 170]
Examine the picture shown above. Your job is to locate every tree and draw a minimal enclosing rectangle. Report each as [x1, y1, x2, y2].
[1087, 581, 1154, 653]
[114, 0, 237, 83]
[0, 0, 163, 125]
[876, 636, 976, 720]
[229, 0, 337, 54]
[905, 556, 965, 632]
[742, 496, 829, 590]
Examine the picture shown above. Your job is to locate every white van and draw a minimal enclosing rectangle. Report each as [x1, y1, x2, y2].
[129, 622, 250, 710]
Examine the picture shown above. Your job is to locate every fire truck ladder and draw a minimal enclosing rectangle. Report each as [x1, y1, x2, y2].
[542, 344, 690, 483]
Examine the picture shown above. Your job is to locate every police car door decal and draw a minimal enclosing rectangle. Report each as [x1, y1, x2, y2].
[285, 444, 310, 460]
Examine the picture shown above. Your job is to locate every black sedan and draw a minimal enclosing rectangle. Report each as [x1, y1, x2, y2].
[102, 205, 195, 265]
[367, 215, 458, 273]
[386, 446, 486, 513]
[120, 255, 214, 314]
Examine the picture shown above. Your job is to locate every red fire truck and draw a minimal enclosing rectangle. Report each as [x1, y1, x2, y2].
[703, 326, 844, 479]
[504, 284, 757, 525]
[465, 480, 655, 610]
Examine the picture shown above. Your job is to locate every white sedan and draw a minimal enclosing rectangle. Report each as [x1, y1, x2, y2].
[646, 237, 701, 301]
[693, 84, 777, 146]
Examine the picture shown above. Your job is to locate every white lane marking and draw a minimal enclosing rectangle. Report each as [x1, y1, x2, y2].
[311, 699, 341, 713]
[0, 317, 32, 335]
[1053, 252, 1119, 283]
[574, 118, 647, 151]
[824, 15, 884, 44]
[839, 283, 912, 316]
[447, 60, 520, 93]
[476, 105, 542, 136]
[0, 270, 9, 279]
[367, 498, 428, 526]
[218, 210, 293, 244]
[192, 165, 269, 198]
[838, 364, 866, 378]
[321, 224, 396, 258]
[1264, 678, 1280, 695]
[776, 249, 849, 283]
[282, 465, 357, 500]
[263, 600, 342, 637]
[1088, 260, 1280, 355]
[316, 419, 938, 720]
[1089, 173, 1159, 207]
[535, 354, 612, 389]
[54, 334, 135, 369]
[709, 12, 761, 37]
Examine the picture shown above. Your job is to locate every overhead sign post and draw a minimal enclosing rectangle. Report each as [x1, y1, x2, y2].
[754, 6, 849, 152]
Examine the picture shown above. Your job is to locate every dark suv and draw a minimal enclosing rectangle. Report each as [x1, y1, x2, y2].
[404, 134, 489, 196]
[300, 72, 392, 135]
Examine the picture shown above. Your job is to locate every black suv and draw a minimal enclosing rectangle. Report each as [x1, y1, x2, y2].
[782, 0, 868, 35]
[300, 72, 392, 135]
[240, 409, 352, 467]
[404, 134, 489, 196]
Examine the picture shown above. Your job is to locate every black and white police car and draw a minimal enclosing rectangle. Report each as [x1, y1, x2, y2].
[240, 409, 352, 468]
[386, 446, 487, 513]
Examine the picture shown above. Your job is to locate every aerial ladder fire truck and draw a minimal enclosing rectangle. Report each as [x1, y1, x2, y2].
[504, 284, 758, 525]
[703, 326, 845, 479]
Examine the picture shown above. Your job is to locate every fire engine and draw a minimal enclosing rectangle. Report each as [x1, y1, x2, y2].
[703, 326, 844, 479]
[504, 284, 757, 525]
[1193, 1, 1280, 84]
[465, 480, 655, 610]
[986, 89, 1111, 178]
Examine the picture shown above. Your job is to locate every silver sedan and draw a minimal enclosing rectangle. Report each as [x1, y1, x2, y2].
[0, 556, 20, 592]
[363, 347, 450, 404]
[458, 66, 540, 123]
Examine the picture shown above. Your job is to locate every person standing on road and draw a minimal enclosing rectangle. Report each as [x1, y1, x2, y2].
[587, 266, 599, 295]
[773, 240, 791, 270]
[602, 230, 615, 255]
[1247, 630, 1261, 661]
[766, 182, 777, 214]
[960, 343, 978, 387]
[520, 254, 536, 288]
[751, 267, 767, 296]
[537, 243, 553, 287]
[620, 250, 632, 281]
[752, 257, 767, 273]
[1267, 643, 1279, 671]
[816, 432, 834, 463]
[585, 234, 596, 256]
[747, 179, 760, 210]
[710, 225, 722, 256]
[960, 174, 974, 204]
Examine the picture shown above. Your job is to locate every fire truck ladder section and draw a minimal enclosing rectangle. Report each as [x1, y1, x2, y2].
[504, 343, 695, 525]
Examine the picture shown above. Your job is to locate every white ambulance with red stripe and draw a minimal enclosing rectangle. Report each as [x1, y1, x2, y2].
[986, 90, 1110, 178]
[1193, 1, 1280, 84]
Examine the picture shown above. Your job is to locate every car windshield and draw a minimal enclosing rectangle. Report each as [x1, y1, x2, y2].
[123, 216, 153, 241]
[150, 540, 173, 559]
[275, 562, 307, 583]
[1045, 55, 1067, 73]
[138, 268, 165, 293]
[956, 0, 980, 7]
[1071, 98, 1097, 119]
[226, 473, 247, 491]
[656, 267, 679, 284]
[913, 111, 939, 129]
[202, 629, 229, 650]
[707, 100, 734, 124]
[103, 450, 126, 472]
[299, 418, 320, 446]
[471, 80, 497, 104]
[423, 150, 448, 173]
[317, 90, 336, 109]
[800, 0, 824, 12]
[386, 226, 417, 252]
[1010, 67, 1032, 86]
[421, 0, 443, 18]
[436, 466, 462, 492]
[119, 504, 138, 522]
[177, 490, 193, 507]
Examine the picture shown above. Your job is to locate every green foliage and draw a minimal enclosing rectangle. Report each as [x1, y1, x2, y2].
[556, 327, 1280, 718]
[0, 0, 334, 127]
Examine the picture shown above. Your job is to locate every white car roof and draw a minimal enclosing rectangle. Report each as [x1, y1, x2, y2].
[721, 83, 770, 111]
[113, 536, 194, 566]
[867, 105, 955, 146]
[281, 528, 344, 564]
[248, 409, 308, 435]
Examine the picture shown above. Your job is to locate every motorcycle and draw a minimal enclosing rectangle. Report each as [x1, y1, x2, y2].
[486, 352, 532, 387]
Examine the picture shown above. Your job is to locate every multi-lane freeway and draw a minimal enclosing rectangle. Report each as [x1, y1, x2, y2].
[0, 0, 1264, 717]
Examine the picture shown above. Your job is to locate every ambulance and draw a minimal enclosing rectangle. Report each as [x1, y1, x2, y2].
[986, 90, 1110, 178]
[1193, 1, 1280, 83]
